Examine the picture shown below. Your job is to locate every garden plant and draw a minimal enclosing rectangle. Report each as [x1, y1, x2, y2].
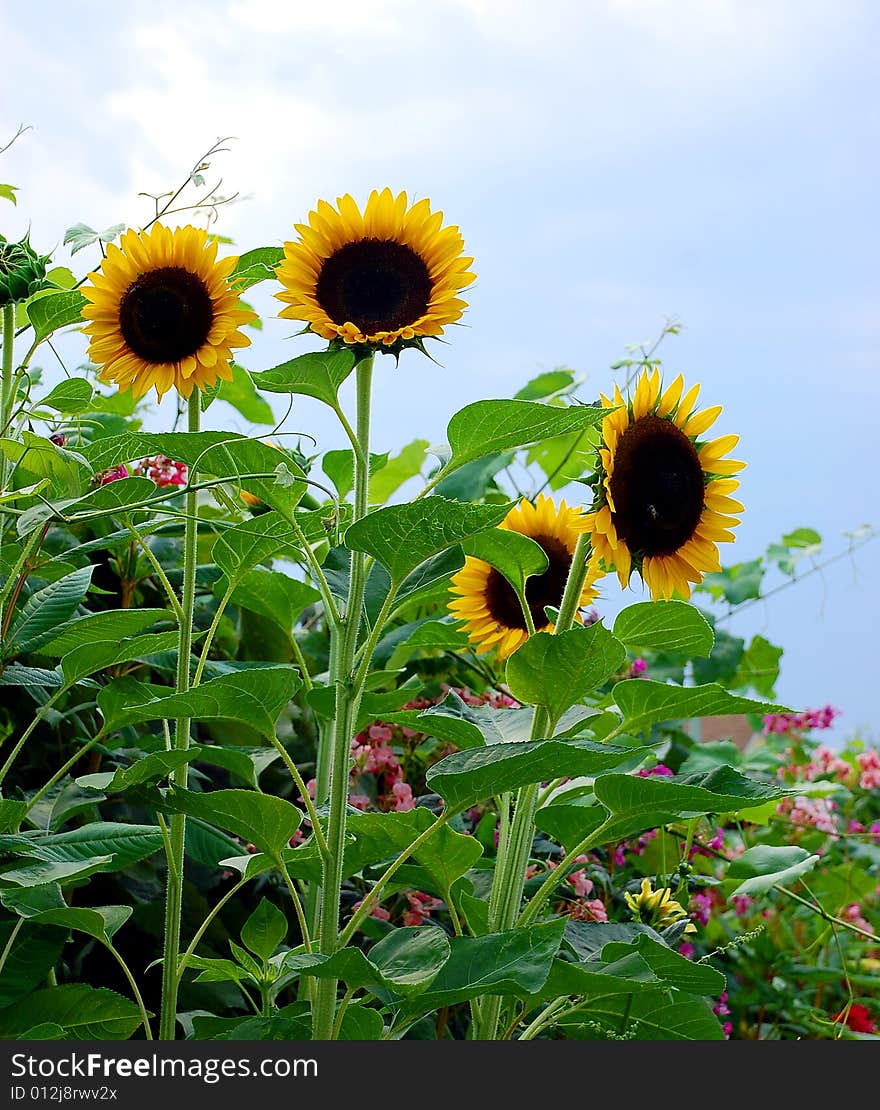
[0, 138, 877, 1042]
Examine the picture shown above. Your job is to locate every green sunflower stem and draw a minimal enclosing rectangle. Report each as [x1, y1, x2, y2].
[313, 353, 374, 1041]
[158, 394, 201, 1041]
[477, 533, 594, 1040]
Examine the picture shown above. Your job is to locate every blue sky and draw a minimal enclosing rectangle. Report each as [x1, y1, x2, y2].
[2, 0, 877, 743]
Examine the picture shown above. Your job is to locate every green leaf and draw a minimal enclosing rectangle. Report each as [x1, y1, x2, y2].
[3, 565, 94, 658]
[229, 246, 285, 291]
[158, 787, 302, 856]
[82, 432, 306, 515]
[62, 222, 124, 255]
[40, 608, 170, 656]
[11, 903, 132, 945]
[60, 631, 181, 686]
[553, 982, 724, 1040]
[461, 528, 548, 601]
[385, 693, 534, 750]
[369, 926, 451, 996]
[241, 897, 287, 960]
[345, 496, 511, 584]
[613, 601, 714, 658]
[212, 511, 299, 584]
[731, 634, 783, 698]
[76, 749, 200, 794]
[726, 845, 821, 897]
[444, 399, 606, 475]
[0, 432, 90, 500]
[601, 934, 724, 995]
[515, 369, 575, 400]
[224, 568, 320, 634]
[368, 439, 429, 504]
[402, 919, 566, 1014]
[427, 736, 636, 808]
[0, 857, 115, 888]
[37, 378, 94, 415]
[593, 766, 785, 841]
[0, 922, 67, 1007]
[216, 363, 275, 424]
[506, 623, 626, 724]
[0, 183, 18, 205]
[250, 349, 357, 408]
[0, 984, 145, 1039]
[613, 679, 785, 735]
[0, 800, 27, 833]
[323, 449, 388, 501]
[0, 823, 163, 870]
[0, 664, 62, 688]
[64, 476, 158, 516]
[26, 291, 86, 342]
[97, 666, 301, 739]
[783, 527, 822, 549]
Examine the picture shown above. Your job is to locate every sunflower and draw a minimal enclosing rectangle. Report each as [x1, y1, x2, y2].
[80, 224, 255, 401]
[585, 369, 745, 601]
[448, 494, 603, 660]
[275, 189, 475, 351]
[624, 878, 697, 933]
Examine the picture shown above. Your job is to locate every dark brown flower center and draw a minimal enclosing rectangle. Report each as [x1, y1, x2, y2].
[608, 413, 705, 557]
[485, 536, 572, 632]
[315, 238, 432, 334]
[119, 266, 214, 363]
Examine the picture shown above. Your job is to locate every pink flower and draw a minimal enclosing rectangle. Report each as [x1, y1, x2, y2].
[857, 750, 880, 790]
[402, 891, 442, 927]
[133, 454, 188, 488]
[690, 891, 714, 927]
[288, 829, 305, 847]
[763, 706, 840, 736]
[368, 723, 393, 743]
[777, 795, 837, 834]
[568, 868, 594, 899]
[352, 899, 391, 923]
[305, 779, 316, 800]
[678, 942, 695, 960]
[731, 895, 754, 917]
[569, 898, 608, 922]
[348, 794, 370, 811]
[628, 658, 648, 679]
[636, 764, 674, 778]
[392, 782, 415, 812]
[97, 464, 129, 485]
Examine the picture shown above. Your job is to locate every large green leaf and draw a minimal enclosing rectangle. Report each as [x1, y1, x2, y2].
[60, 631, 181, 686]
[593, 766, 785, 841]
[2, 885, 132, 945]
[0, 823, 163, 870]
[156, 787, 303, 856]
[444, 399, 607, 475]
[401, 919, 566, 1014]
[428, 736, 637, 808]
[384, 693, 533, 751]
[39, 608, 171, 656]
[345, 497, 510, 584]
[26, 290, 86, 342]
[0, 432, 90, 500]
[225, 568, 320, 634]
[250, 349, 357, 408]
[0, 664, 62, 688]
[0, 922, 67, 1007]
[212, 511, 299, 583]
[97, 666, 301, 738]
[506, 623, 626, 724]
[600, 934, 725, 995]
[613, 679, 785, 735]
[461, 528, 548, 600]
[286, 926, 450, 1000]
[558, 990, 724, 1041]
[0, 984, 145, 1039]
[726, 844, 820, 897]
[76, 750, 200, 795]
[82, 431, 306, 513]
[229, 246, 285, 291]
[613, 601, 714, 658]
[3, 565, 94, 658]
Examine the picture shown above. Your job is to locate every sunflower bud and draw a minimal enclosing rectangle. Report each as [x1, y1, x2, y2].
[0, 233, 50, 308]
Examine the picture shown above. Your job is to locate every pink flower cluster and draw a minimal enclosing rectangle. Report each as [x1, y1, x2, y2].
[545, 854, 609, 922]
[714, 991, 733, 1038]
[133, 454, 188, 487]
[856, 750, 880, 791]
[96, 464, 129, 485]
[776, 795, 838, 834]
[778, 745, 851, 785]
[763, 706, 840, 735]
